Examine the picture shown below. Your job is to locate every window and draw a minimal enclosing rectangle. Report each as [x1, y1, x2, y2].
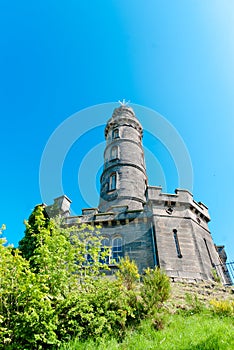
[166, 207, 173, 215]
[112, 237, 123, 263]
[173, 229, 182, 258]
[109, 173, 117, 191]
[86, 243, 94, 264]
[100, 238, 110, 264]
[112, 129, 119, 139]
[111, 146, 118, 159]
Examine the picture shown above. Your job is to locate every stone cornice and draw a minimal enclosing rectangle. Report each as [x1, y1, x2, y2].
[105, 107, 143, 138]
[100, 161, 147, 182]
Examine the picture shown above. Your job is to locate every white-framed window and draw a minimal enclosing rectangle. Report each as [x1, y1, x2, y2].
[112, 129, 119, 139]
[111, 146, 119, 160]
[112, 237, 123, 263]
[109, 172, 117, 191]
[100, 238, 110, 264]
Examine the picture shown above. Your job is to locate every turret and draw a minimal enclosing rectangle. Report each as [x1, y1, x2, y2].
[98, 105, 148, 212]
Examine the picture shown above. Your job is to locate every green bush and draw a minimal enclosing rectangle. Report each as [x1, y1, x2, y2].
[139, 267, 170, 330]
[0, 209, 111, 349]
[0, 211, 172, 348]
[141, 267, 170, 314]
[210, 299, 234, 316]
[0, 240, 58, 349]
[60, 312, 234, 350]
[56, 279, 138, 341]
[211, 268, 221, 283]
[116, 256, 140, 291]
[183, 293, 206, 315]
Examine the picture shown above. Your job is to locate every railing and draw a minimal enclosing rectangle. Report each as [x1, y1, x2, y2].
[215, 261, 234, 285]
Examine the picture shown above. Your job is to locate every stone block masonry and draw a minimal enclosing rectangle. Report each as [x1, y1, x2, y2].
[46, 105, 230, 284]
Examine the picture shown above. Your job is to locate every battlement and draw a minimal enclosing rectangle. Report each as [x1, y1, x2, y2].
[44, 105, 228, 284]
[46, 195, 72, 218]
[146, 186, 210, 222]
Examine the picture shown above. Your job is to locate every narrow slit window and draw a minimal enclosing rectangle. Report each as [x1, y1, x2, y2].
[109, 173, 117, 191]
[173, 229, 182, 258]
[112, 129, 119, 139]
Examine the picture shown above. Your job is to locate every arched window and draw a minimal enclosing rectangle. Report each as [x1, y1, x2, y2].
[100, 238, 110, 264]
[112, 129, 119, 139]
[109, 172, 117, 191]
[111, 146, 118, 160]
[112, 237, 123, 263]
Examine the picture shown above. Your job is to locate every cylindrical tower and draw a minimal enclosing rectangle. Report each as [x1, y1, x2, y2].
[98, 105, 148, 212]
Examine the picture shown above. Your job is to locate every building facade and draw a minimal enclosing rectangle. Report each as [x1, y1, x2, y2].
[48, 105, 229, 284]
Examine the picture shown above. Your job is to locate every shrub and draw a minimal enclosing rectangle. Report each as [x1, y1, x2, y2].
[211, 268, 221, 283]
[0, 238, 58, 349]
[141, 267, 170, 315]
[0, 211, 174, 348]
[116, 256, 140, 291]
[183, 293, 206, 315]
[210, 299, 234, 316]
[56, 278, 139, 341]
[0, 209, 110, 349]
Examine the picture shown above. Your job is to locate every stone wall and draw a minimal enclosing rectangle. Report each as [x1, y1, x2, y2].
[147, 186, 225, 282]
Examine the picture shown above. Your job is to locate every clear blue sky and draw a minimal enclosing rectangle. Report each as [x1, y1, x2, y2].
[1, 1, 234, 260]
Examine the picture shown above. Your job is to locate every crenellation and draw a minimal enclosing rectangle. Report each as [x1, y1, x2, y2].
[47, 105, 230, 285]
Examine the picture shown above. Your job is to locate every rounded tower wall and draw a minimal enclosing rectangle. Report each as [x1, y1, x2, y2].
[99, 105, 148, 212]
[105, 123, 142, 145]
[121, 125, 142, 143]
[104, 140, 145, 169]
[100, 164, 147, 200]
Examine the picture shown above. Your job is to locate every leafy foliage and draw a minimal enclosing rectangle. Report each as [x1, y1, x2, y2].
[0, 224, 58, 348]
[0, 208, 171, 349]
[56, 278, 137, 341]
[116, 256, 140, 291]
[210, 299, 234, 316]
[141, 267, 170, 314]
[18, 204, 50, 263]
[183, 292, 206, 315]
[60, 313, 234, 350]
[0, 207, 110, 349]
[211, 268, 221, 283]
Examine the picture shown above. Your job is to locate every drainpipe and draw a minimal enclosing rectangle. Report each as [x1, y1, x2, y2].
[151, 222, 158, 267]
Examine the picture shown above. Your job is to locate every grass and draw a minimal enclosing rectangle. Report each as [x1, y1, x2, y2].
[60, 312, 234, 350]
[59, 282, 234, 350]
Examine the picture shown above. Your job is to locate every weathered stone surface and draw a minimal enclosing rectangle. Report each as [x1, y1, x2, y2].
[166, 281, 234, 313]
[49, 105, 230, 284]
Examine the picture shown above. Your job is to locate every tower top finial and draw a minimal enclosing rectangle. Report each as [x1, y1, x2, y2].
[118, 99, 130, 106]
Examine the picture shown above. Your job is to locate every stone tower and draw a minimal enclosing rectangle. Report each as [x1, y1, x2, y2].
[99, 105, 147, 212]
[48, 105, 231, 284]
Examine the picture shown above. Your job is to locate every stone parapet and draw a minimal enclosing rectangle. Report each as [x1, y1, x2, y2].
[147, 186, 210, 222]
[46, 195, 72, 218]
